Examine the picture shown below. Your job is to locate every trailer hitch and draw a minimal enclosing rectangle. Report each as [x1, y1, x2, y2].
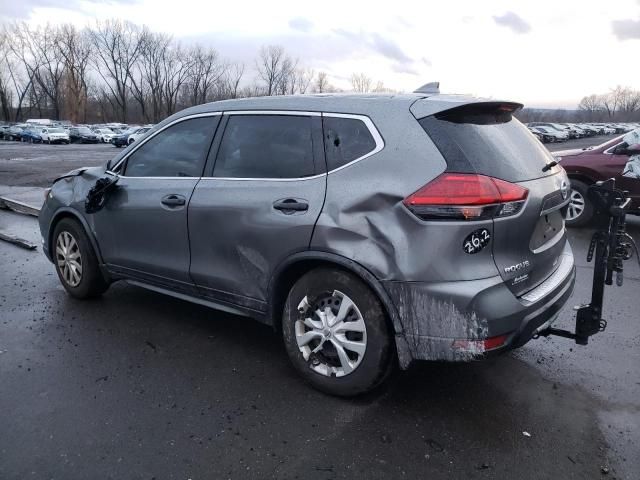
[536, 178, 637, 345]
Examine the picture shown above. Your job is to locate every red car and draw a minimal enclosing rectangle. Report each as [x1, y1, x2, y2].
[555, 135, 640, 226]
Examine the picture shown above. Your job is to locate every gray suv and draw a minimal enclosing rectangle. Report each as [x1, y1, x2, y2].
[39, 94, 575, 396]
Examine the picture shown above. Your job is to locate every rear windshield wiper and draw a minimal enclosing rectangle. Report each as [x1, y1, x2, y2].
[542, 160, 558, 172]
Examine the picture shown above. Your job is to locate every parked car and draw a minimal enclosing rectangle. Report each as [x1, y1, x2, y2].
[21, 128, 43, 143]
[111, 127, 140, 147]
[127, 126, 152, 145]
[40, 127, 70, 144]
[68, 127, 100, 144]
[528, 127, 555, 143]
[6, 125, 26, 141]
[555, 132, 640, 226]
[0, 125, 11, 139]
[529, 123, 572, 139]
[93, 128, 117, 143]
[39, 94, 575, 396]
[533, 126, 568, 142]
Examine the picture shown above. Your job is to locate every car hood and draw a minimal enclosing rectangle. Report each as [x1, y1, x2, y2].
[553, 148, 584, 158]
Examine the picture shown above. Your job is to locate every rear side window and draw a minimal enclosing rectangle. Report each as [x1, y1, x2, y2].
[323, 116, 376, 171]
[418, 103, 558, 182]
[124, 116, 218, 177]
[213, 115, 314, 179]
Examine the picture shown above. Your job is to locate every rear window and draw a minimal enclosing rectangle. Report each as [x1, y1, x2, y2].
[213, 115, 314, 179]
[418, 103, 558, 182]
[323, 117, 376, 171]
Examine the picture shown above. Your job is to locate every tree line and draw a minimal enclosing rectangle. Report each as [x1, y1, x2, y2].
[514, 86, 640, 124]
[0, 20, 397, 125]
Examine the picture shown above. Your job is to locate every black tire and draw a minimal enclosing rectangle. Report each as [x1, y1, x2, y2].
[52, 218, 109, 299]
[282, 267, 394, 396]
[565, 179, 593, 227]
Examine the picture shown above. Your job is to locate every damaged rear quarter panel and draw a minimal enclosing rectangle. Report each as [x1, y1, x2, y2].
[310, 104, 507, 363]
[311, 105, 500, 283]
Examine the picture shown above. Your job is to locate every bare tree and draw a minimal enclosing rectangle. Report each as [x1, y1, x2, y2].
[578, 94, 603, 115]
[217, 62, 244, 100]
[350, 72, 372, 93]
[184, 44, 224, 106]
[88, 19, 144, 123]
[602, 86, 624, 119]
[162, 42, 195, 116]
[294, 67, 314, 94]
[313, 71, 330, 93]
[6, 23, 48, 119]
[256, 45, 292, 96]
[129, 29, 170, 122]
[0, 30, 14, 120]
[616, 86, 640, 120]
[24, 24, 67, 119]
[56, 24, 92, 123]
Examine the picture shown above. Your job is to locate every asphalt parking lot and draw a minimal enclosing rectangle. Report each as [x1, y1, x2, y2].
[0, 137, 638, 479]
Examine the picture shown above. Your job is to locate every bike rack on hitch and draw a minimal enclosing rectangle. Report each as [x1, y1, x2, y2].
[536, 178, 636, 345]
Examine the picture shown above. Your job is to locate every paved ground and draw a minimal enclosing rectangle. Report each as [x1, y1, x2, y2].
[0, 140, 118, 188]
[0, 136, 638, 480]
[546, 135, 615, 152]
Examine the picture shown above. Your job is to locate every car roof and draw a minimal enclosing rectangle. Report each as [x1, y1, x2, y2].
[180, 92, 520, 118]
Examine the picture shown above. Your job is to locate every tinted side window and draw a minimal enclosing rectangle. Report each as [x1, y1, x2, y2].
[213, 115, 314, 179]
[124, 117, 218, 177]
[323, 117, 376, 171]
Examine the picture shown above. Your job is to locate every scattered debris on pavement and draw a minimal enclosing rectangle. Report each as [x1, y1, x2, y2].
[0, 230, 37, 250]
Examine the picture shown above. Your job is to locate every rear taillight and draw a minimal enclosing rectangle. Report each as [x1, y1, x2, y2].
[403, 173, 528, 221]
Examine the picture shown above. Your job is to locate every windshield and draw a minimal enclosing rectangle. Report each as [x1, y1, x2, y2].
[77, 128, 92, 134]
[419, 103, 559, 182]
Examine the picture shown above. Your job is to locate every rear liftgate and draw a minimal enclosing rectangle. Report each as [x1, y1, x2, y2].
[536, 178, 638, 345]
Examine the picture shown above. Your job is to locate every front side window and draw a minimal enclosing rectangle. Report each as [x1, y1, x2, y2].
[322, 116, 377, 171]
[213, 115, 314, 179]
[124, 116, 218, 177]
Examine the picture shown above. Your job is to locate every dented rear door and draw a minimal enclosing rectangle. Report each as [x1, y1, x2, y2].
[187, 113, 326, 310]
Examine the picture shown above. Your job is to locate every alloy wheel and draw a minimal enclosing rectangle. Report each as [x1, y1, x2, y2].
[295, 290, 367, 377]
[56, 231, 83, 287]
[566, 189, 585, 221]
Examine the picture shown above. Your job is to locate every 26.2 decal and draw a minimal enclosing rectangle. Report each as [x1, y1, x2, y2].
[463, 228, 491, 254]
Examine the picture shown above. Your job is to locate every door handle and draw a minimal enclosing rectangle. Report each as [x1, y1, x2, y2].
[273, 198, 309, 212]
[161, 194, 186, 207]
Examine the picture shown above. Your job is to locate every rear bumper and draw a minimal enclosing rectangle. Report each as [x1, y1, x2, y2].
[384, 243, 576, 365]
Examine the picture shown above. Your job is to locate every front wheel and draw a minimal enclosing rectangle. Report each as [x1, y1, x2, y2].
[565, 180, 593, 227]
[52, 218, 109, 298]
[282, 267, 393, 396]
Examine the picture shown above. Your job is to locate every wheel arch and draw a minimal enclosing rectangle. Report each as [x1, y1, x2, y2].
[566, 172, 596, 186]
[267, 251, 403, 338]
[48, 208, 105, 267]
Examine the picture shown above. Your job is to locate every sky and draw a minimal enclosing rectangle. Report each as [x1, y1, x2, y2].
[3, 0, 640, 108]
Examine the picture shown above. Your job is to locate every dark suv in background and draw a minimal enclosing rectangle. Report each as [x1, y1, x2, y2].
[39, 94, 574, 396]
[68, 127, 100, 144]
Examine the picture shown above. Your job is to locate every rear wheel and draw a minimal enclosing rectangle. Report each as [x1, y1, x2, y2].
[565, 179, 593, 227]
[282, 267, 393, 396]
[53, 218, 109, 298]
